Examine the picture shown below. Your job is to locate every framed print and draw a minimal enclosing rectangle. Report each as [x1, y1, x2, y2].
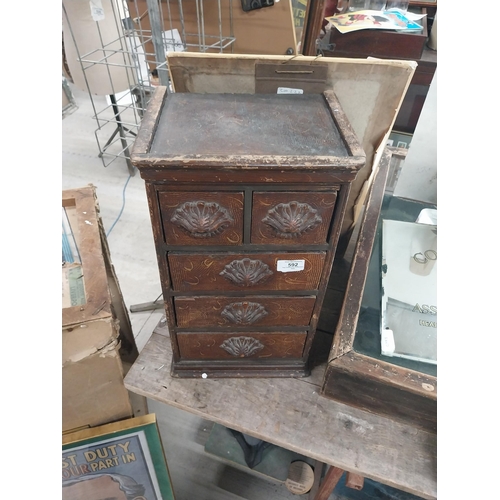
[62, 414, 175, 500]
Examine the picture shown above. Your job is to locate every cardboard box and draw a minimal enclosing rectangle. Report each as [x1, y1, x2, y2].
[62, 186, 134, 433]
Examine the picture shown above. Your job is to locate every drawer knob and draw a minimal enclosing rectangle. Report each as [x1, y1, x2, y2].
[220, 258, 273, 287]
[220, 336, 265, 357]
[221, 301, 269, 325]
[171, 201, 233, 238]
[262, 201, 322, 238]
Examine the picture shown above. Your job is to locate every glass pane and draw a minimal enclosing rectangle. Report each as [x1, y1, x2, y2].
[352, 194, 437, 377]
[291, 0, 308, 53]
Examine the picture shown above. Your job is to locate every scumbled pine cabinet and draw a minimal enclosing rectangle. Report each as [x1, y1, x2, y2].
[131, 88, 365, 378]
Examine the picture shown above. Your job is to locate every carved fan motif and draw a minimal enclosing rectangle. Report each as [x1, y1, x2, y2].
[219, 258, 273, 286]
[219, 336, 265, 357]
[221, 301, 268, 325]
[170, 201, 233, 238]
[262, 201, 322, 238]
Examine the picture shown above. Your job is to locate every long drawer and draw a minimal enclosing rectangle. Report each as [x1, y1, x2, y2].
[174, 296, 316, 328]
[168, 252, 326, 292]
[177, 332, 307, 360]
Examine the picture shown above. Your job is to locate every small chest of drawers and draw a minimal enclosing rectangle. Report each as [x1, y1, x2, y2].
[131, 89, 365, 378]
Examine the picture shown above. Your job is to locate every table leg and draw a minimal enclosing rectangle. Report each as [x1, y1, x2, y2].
[313, 465, 344, 500]
[346, 472, 364, 490]
[308, 461, 325, 499]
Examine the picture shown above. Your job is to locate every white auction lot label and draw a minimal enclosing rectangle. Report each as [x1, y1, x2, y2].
[277, 260, 305, 272]
[277, 87, 304, 94]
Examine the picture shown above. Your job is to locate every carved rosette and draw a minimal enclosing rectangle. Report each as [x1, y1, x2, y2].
[262, 201, 322, 238]
[221, 301, 268, 325]
[219, 336, 265, 357]
[219, 258, 273, 287]
[170, 201, 233, 238]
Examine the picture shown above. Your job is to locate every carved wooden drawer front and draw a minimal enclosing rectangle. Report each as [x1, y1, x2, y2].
[177, 332, 307, 360]
[158, 191, 244, 246]
[251, 192, 337, 245]
[174, 296, 316, 328]
[168, 252, 326, 292]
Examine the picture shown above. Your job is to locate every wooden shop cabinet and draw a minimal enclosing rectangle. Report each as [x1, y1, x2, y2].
[131, 88, 365, 378]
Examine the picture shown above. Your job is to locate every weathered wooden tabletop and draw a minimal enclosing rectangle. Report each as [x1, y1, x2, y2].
[124, 321, 437, 499]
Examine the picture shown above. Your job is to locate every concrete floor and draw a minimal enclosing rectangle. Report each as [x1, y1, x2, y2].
[62, 86, 164, 353]
[62, 84, 423, 500]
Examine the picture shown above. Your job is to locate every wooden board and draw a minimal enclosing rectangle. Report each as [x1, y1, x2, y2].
[124, 322, 437, 499]
[62, 187, 113, 327]
[166, 52, 416, 253]
[323, 351, 437, 432]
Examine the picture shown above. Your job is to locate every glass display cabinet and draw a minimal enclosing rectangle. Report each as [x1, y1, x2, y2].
[320, 147, 437, 432]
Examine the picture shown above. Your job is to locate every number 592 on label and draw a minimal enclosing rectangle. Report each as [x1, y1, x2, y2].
[277, 260, 305, 273]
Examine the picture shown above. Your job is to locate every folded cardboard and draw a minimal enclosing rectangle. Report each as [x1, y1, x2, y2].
[62, 186, 134, 433]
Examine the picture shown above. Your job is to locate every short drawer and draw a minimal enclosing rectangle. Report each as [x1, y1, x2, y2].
[177, 332, 307, 360]
[251, 191, 337, 245]
[158, 191, 244, 245]
[168, 252, 326, 292]
[174, 296, 316, 328]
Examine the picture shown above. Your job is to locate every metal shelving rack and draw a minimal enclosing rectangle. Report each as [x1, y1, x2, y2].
[62, 0, 235, 175]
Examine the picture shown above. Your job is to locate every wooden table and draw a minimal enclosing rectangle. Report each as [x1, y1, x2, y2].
[124, 320, 437, 499]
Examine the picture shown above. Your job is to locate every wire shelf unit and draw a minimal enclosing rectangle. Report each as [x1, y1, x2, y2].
[62, 0, 235, 175]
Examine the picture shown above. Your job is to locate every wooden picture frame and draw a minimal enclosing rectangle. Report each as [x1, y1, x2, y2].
[62, 414, 175, 500]
[320, 147, 437, 432]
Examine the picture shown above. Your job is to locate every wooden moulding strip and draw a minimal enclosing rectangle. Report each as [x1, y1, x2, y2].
[327, 350, 437, 400]
[131, 85, 167, 157]
[62, 186, 112, 327]
[328, 147, 392, 360]
[166, 51, 418, 68]
[137, 167, 357, 184]
[63, 414, 156, 445]
[322, 351, 437, 432]
[323, 90, 366, 160]
[133, 155, 365, 171]
[96, 205, 139, 362]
